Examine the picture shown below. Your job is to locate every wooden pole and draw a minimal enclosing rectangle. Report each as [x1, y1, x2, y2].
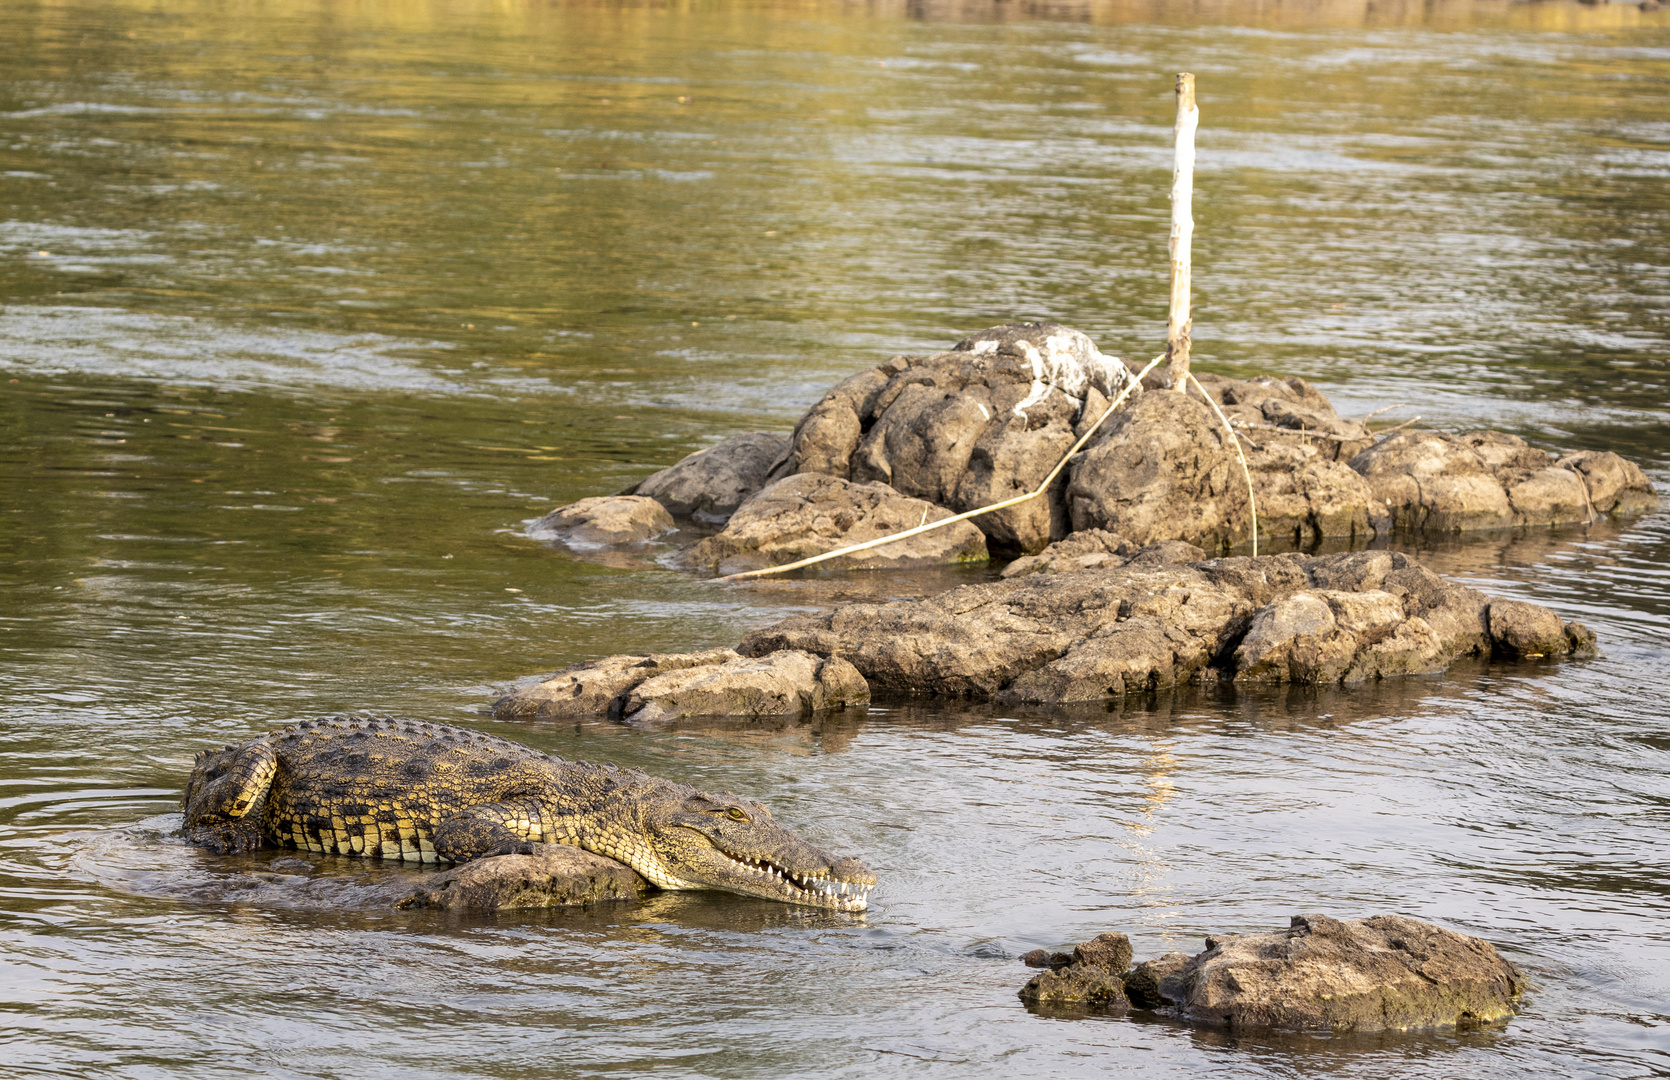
[1164, 73, 1198, 391]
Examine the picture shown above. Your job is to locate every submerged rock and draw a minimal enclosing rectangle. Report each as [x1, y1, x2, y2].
[622, 431, 792, 523]
[1121, 914, 1522, 1032]
[1019, 932, 1134, 1014]
[528, 495, 674, 547]
[1019, 964, 1131, 1014]
[494, 647, 869, 723]
[393, 844, 648, 911]
[681, 473, 988, 575]
[737, 551, 1594, 704]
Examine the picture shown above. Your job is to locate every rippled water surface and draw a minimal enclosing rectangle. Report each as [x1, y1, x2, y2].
[2, 0, 1668, 1075]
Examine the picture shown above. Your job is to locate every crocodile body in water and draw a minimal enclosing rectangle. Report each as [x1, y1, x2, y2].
[181, 716, 875, 911]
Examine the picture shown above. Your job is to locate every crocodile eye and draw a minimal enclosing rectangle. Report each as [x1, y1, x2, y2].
[727, 807, 748, 822]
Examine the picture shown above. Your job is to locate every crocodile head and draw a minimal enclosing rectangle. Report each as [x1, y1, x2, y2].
[627, 788, 876, 912]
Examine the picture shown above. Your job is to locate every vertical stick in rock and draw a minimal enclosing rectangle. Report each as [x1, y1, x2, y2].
[1165, 72, 1198, 391]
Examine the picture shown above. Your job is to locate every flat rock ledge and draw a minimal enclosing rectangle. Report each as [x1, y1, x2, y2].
[392, 844, 648, 911]
[494, 647, 869, 723]
[738, 550, 1595, 703]
[1022, 915, 1522, 1032]
[528, 495, 674, 548]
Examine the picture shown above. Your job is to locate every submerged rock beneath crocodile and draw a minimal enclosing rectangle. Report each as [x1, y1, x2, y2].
[1021, 914, 1523, 1033]
[736, 550, 1595, 704]
[393, 844, 650, 911]
[530, 322, 1655, 563]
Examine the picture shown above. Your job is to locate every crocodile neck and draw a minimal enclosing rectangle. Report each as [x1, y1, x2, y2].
[537, 761, 688, 887]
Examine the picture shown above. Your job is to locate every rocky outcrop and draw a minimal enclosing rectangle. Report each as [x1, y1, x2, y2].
[681, 473, 988, 575]
[528, 495, 674, 547]
[494, 647, 868, 723]
[531, 325, 1655, 566]
[393, 844, 648, 911]
[1019, 931, 1134, 1013]
[1121, 914, 1522, 1031]
[622, 432, 791, 523]
[773, 331, 1654, 554]
[737, 551, 1595, 704]
[785, 322, 1142, 554]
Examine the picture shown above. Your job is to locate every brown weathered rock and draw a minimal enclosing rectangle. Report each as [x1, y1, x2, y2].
[623, 432, 792, 523]
[1001, 528, 1136, 578]
[1018, 965, 1130, 1013]
[529, 495, 675, 547]
[1073, 931, 1134, 973]
[1196, 372, 1376, 463]
[1245, 442, 1384, 545]
[1557, 450, 1658, 515]
[1066, 390, 1247, 549]
[1347, 431, 1516, 533]
[621, 650, 869, 725]
[682, 473, 988, 575]
[1018, 931, 1134, 1013]
[1486, 600, 1571, 660]
[737, 333, 1654, 559]
[1124, 914, 1522, 1032]
[1122, 951, 1192, 1009]
[493, 648, 740, 720]
[495, 647, 869, 724]
[737, 551, 1592, 704]
[393, 845, 648, 911]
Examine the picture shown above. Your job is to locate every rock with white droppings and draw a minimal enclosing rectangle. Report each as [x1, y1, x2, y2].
[782, 323, 1142, 554]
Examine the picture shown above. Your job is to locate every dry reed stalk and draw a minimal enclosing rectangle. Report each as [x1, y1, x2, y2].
[717, 355, 1166, 582]
[1185, 371, 1258, 557]
[1564, 462, 1597, 525]
[1370, 415, 1422, 436]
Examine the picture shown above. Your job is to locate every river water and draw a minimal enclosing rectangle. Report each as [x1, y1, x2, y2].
[1, 0, 1667, 1075]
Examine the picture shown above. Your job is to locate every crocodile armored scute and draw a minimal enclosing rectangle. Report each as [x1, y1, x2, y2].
[181, 715, 876, 911]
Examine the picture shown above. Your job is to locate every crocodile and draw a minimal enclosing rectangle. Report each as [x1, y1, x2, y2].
[180, 715, 875, 911]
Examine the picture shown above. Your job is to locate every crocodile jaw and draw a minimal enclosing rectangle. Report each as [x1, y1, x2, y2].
[702, 848, 875, 912]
